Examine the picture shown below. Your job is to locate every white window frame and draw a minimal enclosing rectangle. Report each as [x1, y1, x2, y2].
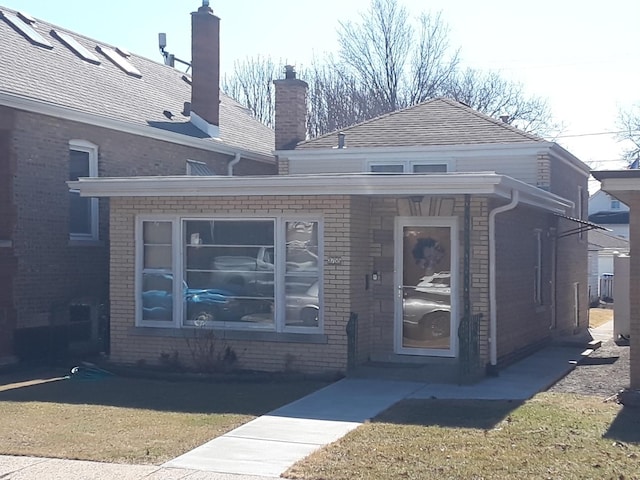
[69, 139, 99, 241]
[134, 214, 323, 333]
[367, 160, 450, 173]
[135, 216, 180, 328]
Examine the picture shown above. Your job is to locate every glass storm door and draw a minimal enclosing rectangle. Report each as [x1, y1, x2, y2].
[394, 217, 457, 357]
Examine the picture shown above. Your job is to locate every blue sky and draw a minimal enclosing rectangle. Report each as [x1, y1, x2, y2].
[2, 0, 639, 182]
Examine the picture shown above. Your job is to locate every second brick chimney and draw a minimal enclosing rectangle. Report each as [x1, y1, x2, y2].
[190, 2, 220, 137]
[273, 65, 308, 150]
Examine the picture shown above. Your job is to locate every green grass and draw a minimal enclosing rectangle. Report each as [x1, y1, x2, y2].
[285, 393, 640, 480]
[0, 370, 327, 464]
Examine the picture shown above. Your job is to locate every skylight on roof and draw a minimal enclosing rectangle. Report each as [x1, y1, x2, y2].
[96, 45, 141, 77]
[52, 29, 100, 65]
[1, 10, 52, 48]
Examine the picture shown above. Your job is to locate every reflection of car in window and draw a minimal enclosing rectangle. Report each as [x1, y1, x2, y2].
[403, 271, 451, 341]
[210, 246, 274, 294]
[142, 273, 269, 324]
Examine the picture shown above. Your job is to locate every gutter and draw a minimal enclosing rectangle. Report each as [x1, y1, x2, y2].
[227, 152, 241, 176]
[0, 90, 274, 164]
[488, 190, 520, 370]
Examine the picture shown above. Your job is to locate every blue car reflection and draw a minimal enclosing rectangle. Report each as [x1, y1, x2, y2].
[142, 273, 268, 323]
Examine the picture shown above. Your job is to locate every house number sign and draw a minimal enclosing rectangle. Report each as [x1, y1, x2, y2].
[326, 256, 343, 265]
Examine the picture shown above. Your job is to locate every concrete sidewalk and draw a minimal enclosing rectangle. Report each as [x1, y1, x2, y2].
[1, 342, 588, 479]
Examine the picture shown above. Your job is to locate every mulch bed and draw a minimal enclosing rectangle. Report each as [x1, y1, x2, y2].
[547, 339, 630, 398]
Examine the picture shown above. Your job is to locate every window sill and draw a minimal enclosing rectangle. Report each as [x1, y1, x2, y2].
[130, 326, 328, 344]
[0, 240, 12, 248]
[68, 239, 105, 247]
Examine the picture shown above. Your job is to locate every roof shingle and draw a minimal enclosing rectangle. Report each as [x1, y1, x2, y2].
[296, 97, 544, 149]
[0, 6, 274, 156]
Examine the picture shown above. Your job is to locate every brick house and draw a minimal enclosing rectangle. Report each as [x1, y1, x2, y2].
[71, 68, 594, 379]
[591, 169, 640, 390]
[0, 4, 276, 364]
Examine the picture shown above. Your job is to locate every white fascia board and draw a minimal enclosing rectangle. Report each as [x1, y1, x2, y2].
[0, 91, 273, 164]
[600, 176, 640, 193]
[68, 172, 571, 213]
[277, 142, 553, 161]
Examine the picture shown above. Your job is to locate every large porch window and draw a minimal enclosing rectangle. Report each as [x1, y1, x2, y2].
[136, 216, 322, 332]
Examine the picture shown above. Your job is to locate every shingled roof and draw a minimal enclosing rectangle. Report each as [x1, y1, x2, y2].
[0, 6, 274, 157]
[296, 97, 544, 149]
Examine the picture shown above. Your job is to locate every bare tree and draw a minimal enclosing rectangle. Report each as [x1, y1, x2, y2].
[337, 0, 413, 112]
[221, 56, 278, 127]
[303, 57, 386, 137]
[222, 0, 558, 138]
[617, 105, 640, 162]
[408, 12, 460, 104]
[445, 68, 561, 138]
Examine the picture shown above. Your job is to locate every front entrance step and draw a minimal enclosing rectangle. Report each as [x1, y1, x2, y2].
[351, 362, 479, 384]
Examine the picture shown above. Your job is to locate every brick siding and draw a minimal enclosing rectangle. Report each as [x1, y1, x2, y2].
[7, 108, 275, 358]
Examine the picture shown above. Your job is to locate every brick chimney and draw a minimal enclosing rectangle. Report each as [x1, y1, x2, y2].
[190, 2, 220, 137]
[273, 65, 308, 150]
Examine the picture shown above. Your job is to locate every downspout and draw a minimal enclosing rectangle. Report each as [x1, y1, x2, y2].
[227, 152, 241, 176]
[488, 190, 520, 371]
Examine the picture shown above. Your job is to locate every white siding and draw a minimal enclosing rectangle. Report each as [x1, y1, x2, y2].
[455, 156, 538, 185]
[289, 158, 364, 174]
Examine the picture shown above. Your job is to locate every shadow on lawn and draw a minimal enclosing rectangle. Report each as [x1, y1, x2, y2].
[0, 367, 327, 415]
[604, 406, 640, 444]
[372, 398, 523, 429]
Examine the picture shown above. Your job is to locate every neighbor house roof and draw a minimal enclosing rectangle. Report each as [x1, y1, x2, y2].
[296, 97, 544, 149]
[0, 6, 274, 159]
[588, 229, 629, 250]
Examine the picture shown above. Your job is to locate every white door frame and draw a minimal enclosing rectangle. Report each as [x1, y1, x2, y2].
[394, 216, 459, 357]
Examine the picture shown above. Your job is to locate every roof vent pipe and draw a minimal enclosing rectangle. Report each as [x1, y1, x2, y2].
[338, 132, 346, 149]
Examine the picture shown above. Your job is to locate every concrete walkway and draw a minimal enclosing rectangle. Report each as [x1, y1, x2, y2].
[0, 340, 592, 480]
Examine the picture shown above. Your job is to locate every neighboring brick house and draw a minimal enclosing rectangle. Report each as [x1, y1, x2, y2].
[72, 68, 594, 379]
[591, 169, 640, 390]
[0, 4, 276, 364]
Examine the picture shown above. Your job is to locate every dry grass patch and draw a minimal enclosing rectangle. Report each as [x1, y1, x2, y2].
[285, 393, 640, 480]
[0, 371, 326, 464]
[590, 307, 613, 329]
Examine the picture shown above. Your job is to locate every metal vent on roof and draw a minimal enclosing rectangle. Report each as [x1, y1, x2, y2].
[1, 10, 52, 48]
[51, 30, 100, 65]
[96, 45, 141, 77]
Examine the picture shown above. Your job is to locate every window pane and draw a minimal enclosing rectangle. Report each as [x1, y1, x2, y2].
[144, 221, 172, 244]
[285, 221, 320, 327]
[144, 246, 172, 269]
[69, 191, 91, 234]
[370, 164, 404, 173]
[413, 164, 447, 173]
[184, 219, 275, 328]
[69, 150, 90, 180]
[142, 272, 173, 322]
[285, 278, 318, 327]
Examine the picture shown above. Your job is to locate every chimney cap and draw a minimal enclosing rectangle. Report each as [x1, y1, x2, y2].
[499, 114, 510, 123]
[284, 65, 297, 80]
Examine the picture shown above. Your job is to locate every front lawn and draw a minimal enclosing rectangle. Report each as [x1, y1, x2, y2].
[0, 370, 326, 464]
[285, 393, 640, 480]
